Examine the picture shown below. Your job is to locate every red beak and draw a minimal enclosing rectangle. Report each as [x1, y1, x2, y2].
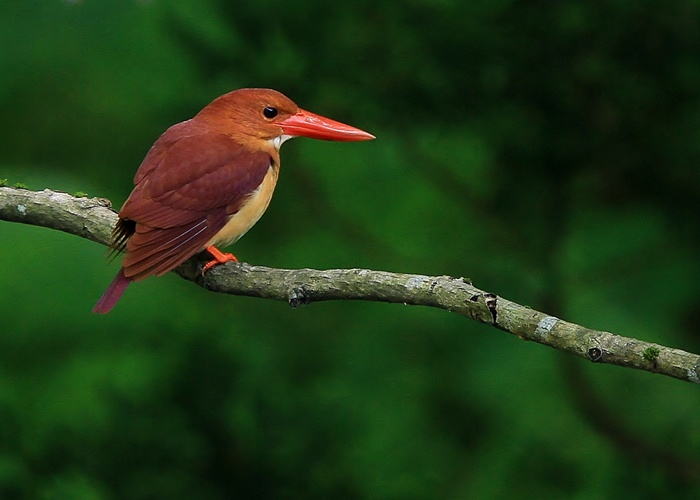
[279, 109, 375, 142]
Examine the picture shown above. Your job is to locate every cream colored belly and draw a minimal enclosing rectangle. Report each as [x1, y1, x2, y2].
[205, 166, 278, 248]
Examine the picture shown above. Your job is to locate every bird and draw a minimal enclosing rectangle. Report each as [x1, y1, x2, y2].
[92, 88, 374, 314]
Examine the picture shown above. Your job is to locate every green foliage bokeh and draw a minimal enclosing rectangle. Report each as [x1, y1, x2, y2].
[1, 1, 700, 498]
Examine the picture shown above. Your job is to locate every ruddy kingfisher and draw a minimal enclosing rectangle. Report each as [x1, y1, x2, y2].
[93, 88, 374, 313]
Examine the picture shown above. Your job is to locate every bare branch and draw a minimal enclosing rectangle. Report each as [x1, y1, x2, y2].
[2, 186, 699, 384]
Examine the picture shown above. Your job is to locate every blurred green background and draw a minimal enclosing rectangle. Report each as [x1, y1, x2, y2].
[2, 0, 700, 498]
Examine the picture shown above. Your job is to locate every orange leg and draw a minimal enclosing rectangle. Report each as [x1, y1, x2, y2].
[202, 245, 238, 273]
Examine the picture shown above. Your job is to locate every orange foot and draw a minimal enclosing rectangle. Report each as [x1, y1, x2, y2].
[202, 245, 238, 274]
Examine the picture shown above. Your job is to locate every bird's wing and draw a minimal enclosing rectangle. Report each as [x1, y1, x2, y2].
[117, 132, 272, 280]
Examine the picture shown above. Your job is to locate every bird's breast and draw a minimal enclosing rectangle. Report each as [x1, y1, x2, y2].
[206, 166, 279, 248]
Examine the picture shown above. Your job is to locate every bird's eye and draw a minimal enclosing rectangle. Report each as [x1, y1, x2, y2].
[263, 106, 278, 119]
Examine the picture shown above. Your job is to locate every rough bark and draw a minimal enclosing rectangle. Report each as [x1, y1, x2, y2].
[2, 186, 699, 384]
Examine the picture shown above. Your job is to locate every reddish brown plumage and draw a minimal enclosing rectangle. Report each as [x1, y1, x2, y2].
[119, 133, 272, 279]
[93, 88, 374, 313]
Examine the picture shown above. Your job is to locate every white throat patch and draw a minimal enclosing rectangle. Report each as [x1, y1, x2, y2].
[270, 134, 293, 151]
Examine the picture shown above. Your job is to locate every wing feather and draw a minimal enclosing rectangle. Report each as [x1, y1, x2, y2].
[115, 130, 271, 280]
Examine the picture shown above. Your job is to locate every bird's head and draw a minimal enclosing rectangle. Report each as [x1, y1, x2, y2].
[197, 88, 375, 149]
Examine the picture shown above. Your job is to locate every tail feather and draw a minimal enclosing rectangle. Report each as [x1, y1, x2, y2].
[92, 269, 131, 314]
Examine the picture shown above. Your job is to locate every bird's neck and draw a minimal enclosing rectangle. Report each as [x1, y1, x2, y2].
[189, 116, 284, 166]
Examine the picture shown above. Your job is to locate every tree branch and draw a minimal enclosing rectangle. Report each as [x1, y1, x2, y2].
[2, 186, 699, 385]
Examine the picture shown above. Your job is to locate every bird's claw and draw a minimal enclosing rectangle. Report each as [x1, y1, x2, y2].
[201, 246, 238, 275]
